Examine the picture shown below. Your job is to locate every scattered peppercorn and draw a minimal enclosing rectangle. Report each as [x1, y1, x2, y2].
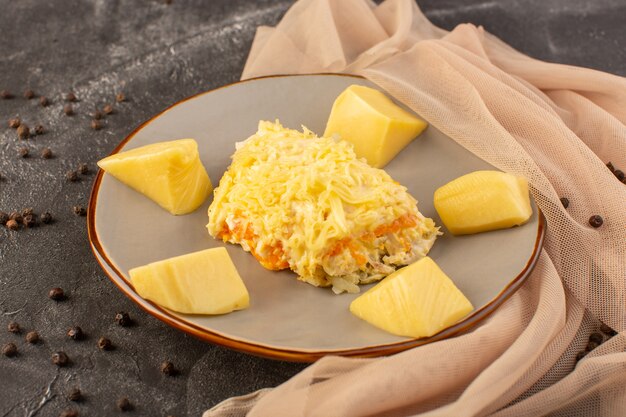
[559, 197, 569, 209]
[34, 124, 45, 135]
[92, 110, 103, 120]
[103, 104, 114, 115]
[66, 170, 79, 182]
[115, 312, 132, 327]
[67, 326, 84, 341]
[17, 124, 30, 139]
[2, 342, 17, 357]
[40, 212, 53, 224]
[6, 219, 18, 231]
[615, 170, 625, 182]
[48, 287, 66, 301]
[39, 96, 49, 107]
[116, 397, 132, 411]
[585, 341, 599, 352]
[68, 387, 82, 402]
[606, 162, 615, 172]
[160, 360, 178, 376]
[0, 212, 8, 225]
[8, 118, 20, 128]
[7, 322, 20, 334]
[25, 331, 39, 344]
[63, 104, 74, 116]
[65, 92, 77, 102]
[9, 211, 22, 222]
[41, 148, 53, 159]
[575, 350, 587, 362]
[90, 119, 102, 130]
[0, 90, 14, 99]
[77, 163, 89, 175]
[588, 215, 603, 228]
[22, 214, 36, 228]
[23, 89, 35, 99]
[97, 336, 113, 351]
[22, 208, 34, 217]
[60, 408, 78, 417]
[18, 147, 29, 158]
[72, 206, 86, 216]
[52, 351, 69, 367]
[116, 92, 126, 103]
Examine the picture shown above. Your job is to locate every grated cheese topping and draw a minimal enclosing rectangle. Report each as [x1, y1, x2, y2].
[207, 120, 439, 293]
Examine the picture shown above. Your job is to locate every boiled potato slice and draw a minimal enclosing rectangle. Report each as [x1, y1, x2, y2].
[129, 247, 249, 315]
[350, 257, 473, 338]
[324, 85, 428, 168]
[98, 139, 212, 215]
[434, 170, 532, 235]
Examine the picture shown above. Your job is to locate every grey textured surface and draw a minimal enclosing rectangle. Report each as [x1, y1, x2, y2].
[0, 0, 624, 416]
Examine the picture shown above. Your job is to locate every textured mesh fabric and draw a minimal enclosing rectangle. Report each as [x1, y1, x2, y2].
[205, 0, 626, 415]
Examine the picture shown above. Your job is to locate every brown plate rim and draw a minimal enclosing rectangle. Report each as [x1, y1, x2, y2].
[87, 73, 546, 363]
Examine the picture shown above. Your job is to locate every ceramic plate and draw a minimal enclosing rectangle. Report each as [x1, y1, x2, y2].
[88, 74, 544, 362]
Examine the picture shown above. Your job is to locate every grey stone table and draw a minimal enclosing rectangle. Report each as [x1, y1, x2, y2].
[1, 0, 624, 416]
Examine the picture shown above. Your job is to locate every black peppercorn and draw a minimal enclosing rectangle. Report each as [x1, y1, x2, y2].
[66, 170, 79, 182]
[90, 119, 102, 130]
[63, 104, 74, 116]
[39, 96, 49, 107]
[575, 350, 587, 362]
[0, 90, 14, 99]
[0, 212, 8, 225]
[48, 287, 66, 301]
[77, 163, 89, 174]
[585, 341, 599, 352]
[34, 124, 45, 135]
[97, 336, 113, 351]
[559, 197, 569, 209]
[115, 312, 132, 327]
[23, 214, 37, 228]
[52, 351, 69, 367]
[7, 322, 20, 334]
[103, 104, 114, 115]
[116, 397, 132, 411]
[41, 148, 53, 159]
[588, 215, 603, 228]
[92, 110, 103, 120]
[2, 342, 17, 357]
[116, 92, 126, 103]
[23, 89, 35, 99]
[9, 211, 22, 222]
[8, 118, 20, 128]
[73, 206, 86, 216]
[68, 387, 82, 402]
[25, 331, 39, 344]
[6, 219, 18, 231]
[21, 208, 33, 217]
[40, 212, 53, 224]
[67, 326, 84, 341]
[65, 92, 77, 102]
[160, 360, 178, 376]
[18, 147, 29, 158]
[17, 124, 30, 139]
[615, 170, 625, 181]
[606, 162, 615, 172]
[60, 408, 78, 417]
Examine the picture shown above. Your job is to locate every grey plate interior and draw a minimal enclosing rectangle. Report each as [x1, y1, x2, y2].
[94, 74, 539, 352]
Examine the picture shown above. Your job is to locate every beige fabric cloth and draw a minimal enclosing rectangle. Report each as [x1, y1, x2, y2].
[205, 0, 626, 415]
